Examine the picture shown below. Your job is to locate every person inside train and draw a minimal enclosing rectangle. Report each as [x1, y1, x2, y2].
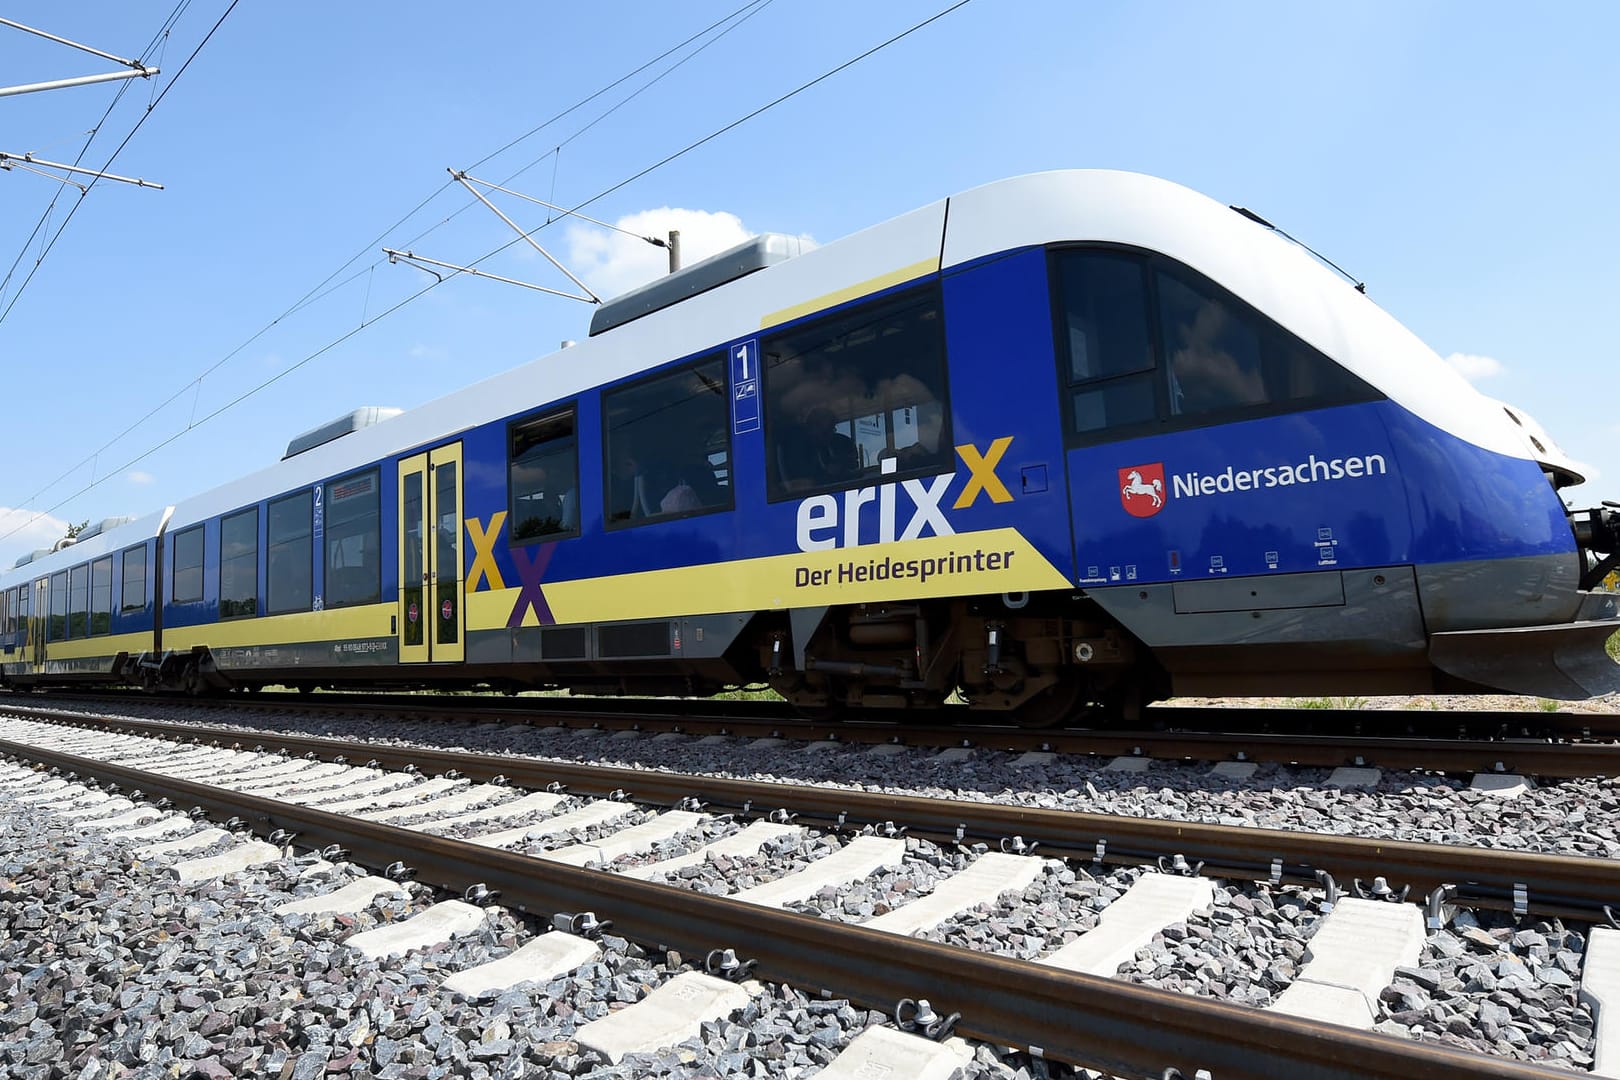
[513, 462, 573, 539]
[612, 438, 720, 521]
[778, 405, 859, 491]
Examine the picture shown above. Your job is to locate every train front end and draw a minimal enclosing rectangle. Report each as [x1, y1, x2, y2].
[1418, 400, 1620, 699]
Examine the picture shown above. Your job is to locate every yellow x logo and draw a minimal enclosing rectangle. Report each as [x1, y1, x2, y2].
[953, 436, 1015, 509]
[465, 512, 507, 592]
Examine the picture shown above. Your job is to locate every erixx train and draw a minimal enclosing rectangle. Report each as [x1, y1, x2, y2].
[3, 171, 1617, 723]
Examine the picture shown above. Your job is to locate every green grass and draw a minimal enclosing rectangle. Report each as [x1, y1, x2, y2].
[1292, 695, 1369, 710]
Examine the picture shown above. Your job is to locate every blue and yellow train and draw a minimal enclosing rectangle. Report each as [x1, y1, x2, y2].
[3, 171, 1616, 722]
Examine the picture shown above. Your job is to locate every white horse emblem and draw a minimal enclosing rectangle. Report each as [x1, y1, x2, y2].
[1121, 469, 1163, 509]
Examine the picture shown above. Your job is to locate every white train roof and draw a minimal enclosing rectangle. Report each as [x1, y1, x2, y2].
[0, 507, 171, 590]
[944, 170, 1525, 460]
[143, 169, 1528, 533]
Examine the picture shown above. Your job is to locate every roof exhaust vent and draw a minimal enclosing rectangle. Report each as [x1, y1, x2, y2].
[283, 407, 402, 460]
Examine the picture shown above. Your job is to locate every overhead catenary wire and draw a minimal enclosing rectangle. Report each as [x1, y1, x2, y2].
[0, 0, 195, 310]
[0, 0, 234, 328]
[0, 0, 977, 543]
[2, 0, 780, 529]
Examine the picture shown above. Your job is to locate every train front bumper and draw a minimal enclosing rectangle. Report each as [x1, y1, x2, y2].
[1429, 591, 1620, 699]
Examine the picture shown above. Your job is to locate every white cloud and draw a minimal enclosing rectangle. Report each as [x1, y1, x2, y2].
[127, 470, 155, 485]
[564, 207, 812, 302]
[0, 507, 70, 572]
[1444, 352, 1505, 381]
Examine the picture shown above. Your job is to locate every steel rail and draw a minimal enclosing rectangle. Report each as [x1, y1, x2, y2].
[0, 735, 1579, 1080]
[34, 687, 1620, 742]
[15, 710, 1620, 920]
[19, 694, 1620, 776]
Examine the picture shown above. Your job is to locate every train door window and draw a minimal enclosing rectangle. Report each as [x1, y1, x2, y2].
[267, 491, 313, 614]
[18, 588, 29, 636]
[509, 409, 579, 543]
[121, 546, 147, 613]
[68, 564, 89, 638]
[49, 572, 67, 641]
[604, 355, 732, 528]
[171, 526, 204, 603]
[90, 558, 112, 635]
[1053, 251, 1159, 440]
[220, 508, 259, 619]
[763, 286, 951, 501]
[324, 471, 380, 608]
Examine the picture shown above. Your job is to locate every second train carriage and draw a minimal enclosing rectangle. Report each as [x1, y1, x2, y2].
[3, 170, 1617, 720]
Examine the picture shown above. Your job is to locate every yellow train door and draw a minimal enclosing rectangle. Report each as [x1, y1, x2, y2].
[398, 442, 465, 663]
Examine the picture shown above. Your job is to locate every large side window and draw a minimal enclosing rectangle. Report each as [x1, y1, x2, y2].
[509, 409, 579, 543]
[220, 508, 259, 619]
[764, 287, 951, 501]
[68, 564, 89, 638]
[605, 355, 732, 527]
[1054, 247, 1379, 443]
[90, 558, 112, 635]
[267, 491, 313, 614]
[48, 572, 67, 642]
[171, 526, 204, 603]
[325, 471, 380, 608]
[1156, 267, 1374, 416]
[121, 546, 147, 613]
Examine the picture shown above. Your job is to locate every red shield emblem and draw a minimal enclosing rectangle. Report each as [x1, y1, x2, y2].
[1119, 463, 1166, 518]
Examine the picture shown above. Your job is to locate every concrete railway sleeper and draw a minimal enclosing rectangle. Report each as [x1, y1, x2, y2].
[0, 718, 1614, 1076]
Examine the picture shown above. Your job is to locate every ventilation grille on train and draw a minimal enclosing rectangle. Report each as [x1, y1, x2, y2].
[596, 622, 672, 658]
[540, 626, 588, 660]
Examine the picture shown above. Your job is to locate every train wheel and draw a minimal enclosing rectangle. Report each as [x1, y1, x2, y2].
[1009, 676, 1088, 729]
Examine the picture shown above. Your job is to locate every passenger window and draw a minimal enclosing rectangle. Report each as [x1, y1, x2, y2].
[605, 356, 732, 528]
[220, 508, 258, 619]
[49, 572, 66, 642]
[764, 287, 951, 501]
[90, 558, 112, 635]
[508, 409, 579, 543]
[68, 564, 89, 638]
[171, 526, 204, 604]
[121, 546, 147, 613]
[267, 491, 313, 614]
[325, 471, 380, 608]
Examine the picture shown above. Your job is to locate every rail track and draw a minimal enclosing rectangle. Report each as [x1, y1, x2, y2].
[0, 707, 1613, 1077]
[18, 690, 1620, 779]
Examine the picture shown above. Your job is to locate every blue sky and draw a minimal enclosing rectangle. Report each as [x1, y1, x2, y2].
[1, 1, 1615, 567]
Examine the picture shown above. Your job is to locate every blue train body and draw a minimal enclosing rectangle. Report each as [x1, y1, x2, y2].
[2, 171, 1615, 720]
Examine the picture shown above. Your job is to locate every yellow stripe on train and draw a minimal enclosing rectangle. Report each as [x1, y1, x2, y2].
[465, 528, 1071, 629]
